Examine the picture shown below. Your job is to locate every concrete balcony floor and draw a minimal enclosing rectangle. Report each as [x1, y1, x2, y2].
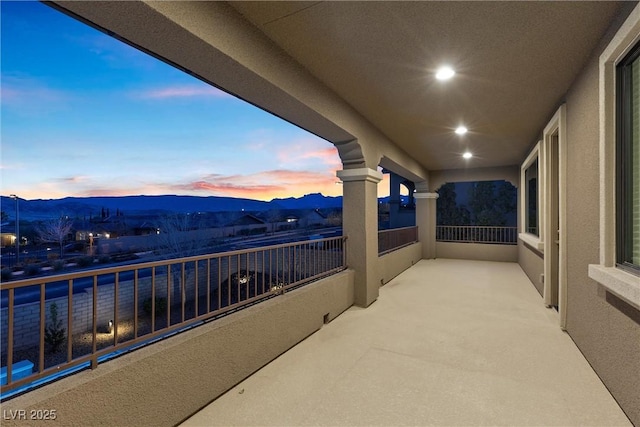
[181, 259, 631, 426]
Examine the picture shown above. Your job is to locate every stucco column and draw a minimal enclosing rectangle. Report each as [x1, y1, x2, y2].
[415, 189, 439, 259]
[337, 167, 383, 307]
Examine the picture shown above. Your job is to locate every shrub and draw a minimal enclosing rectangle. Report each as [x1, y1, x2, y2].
[1, 268, 12, 281]
[98, 255, 111, 264]
[24, 264, 41, 276]
[77, 256, 94, 267]
[52, 260, 65, 271]
[143, 297, 167, 317]
[45, 302, 65, 353]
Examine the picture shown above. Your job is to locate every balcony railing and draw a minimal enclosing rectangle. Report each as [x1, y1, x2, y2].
[0, 236, 346, 395]
[436, 226, 517, 245]
[378, 226, 419, 255]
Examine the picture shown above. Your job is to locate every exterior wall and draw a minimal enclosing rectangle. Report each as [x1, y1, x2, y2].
[517, 6, 640, 422]
[1, 270, 354, 427]
[517, 241, 544, 296]
[436, 242, 517, 263]
[562, 13, 640, 424]
[378, 242, 421, 285]
[93, 224, 275, 254]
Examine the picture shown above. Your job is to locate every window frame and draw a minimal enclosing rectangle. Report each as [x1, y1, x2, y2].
[615, 41, 640, 274]
[519, 141, 544, 251]
[589, 2, 640, 312]
[525, 158, 539, 236]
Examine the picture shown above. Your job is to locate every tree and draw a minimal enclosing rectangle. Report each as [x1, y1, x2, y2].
[468, 181, 506, 225]
[0, 210, 8, 222]
[155, 213, 212, 306]
[436, 183, 470, 225]
[36, 217, 73, 257]
[495, 181, 517, 216]
[265, 209, 283, 233]
[437, 183, 458, 225]
[45, 302, 65, 353]
[155, 213, 210, 259]
[326, 209, 342, 227]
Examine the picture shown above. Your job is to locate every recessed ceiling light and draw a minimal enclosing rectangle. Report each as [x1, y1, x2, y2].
[455, 126, 468, 135]
[463, 152, 473, 159]
[435, 66, 455, 81]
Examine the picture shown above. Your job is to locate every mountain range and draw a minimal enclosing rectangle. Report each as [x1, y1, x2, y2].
[1, 193, 344, 221]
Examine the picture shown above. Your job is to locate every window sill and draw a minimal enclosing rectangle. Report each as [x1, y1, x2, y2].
[588, 264, 640, 311]
[518, 233, 544, 252]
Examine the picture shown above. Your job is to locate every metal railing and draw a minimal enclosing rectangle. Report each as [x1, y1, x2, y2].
[378, 226, 419, 255]
[0, 236, 346, 395]
[436, 226, 517, 245]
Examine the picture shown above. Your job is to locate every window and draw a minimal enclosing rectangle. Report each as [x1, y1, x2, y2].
[519, 143, 543, 250]
[616, 40, 640, 273]
[589, 3, 640, 312]
[525, 159, 539, 236]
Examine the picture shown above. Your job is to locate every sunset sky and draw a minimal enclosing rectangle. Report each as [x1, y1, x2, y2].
[1, 1, 391, 201]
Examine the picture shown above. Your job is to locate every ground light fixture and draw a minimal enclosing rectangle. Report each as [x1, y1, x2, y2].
[463, 152, 473, 159]
[455, 126, 468, 135]
[435, 66, 455, 81]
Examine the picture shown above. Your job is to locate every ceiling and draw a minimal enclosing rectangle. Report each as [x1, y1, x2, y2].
[228, 1, 624, 171]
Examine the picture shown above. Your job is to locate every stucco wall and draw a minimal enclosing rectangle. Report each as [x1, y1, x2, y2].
[378, 242, 421, 285]
[518, 241, 544, 296]
[1, 270, 354, 427]
[429, 166, 519, 191]
[436, 242, 518, 263]
[562, 14, 640, 424]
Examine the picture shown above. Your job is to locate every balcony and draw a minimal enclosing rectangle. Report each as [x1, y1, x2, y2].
[0, 246, 632, 425]
[2, 1, 639, 425]
[182, 259, 631, 426]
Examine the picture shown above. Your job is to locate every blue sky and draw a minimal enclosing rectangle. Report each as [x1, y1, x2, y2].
[1, 1, 387, 201]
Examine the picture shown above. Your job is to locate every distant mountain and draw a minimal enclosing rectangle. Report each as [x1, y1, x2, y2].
[0, 194, 344, 221]
[1, 195, 275, 220]
[271, 193, 342, 209]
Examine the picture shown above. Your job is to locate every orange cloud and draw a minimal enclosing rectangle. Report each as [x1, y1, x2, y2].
[79, 188, 134, 197]
[14, 170, 343, 201]
[171, 169, 341, 200]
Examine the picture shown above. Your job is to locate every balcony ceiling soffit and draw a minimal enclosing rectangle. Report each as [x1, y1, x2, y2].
[229, 1, 623, 171]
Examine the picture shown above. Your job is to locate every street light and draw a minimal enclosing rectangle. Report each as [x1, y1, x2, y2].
[9, 194, 19, 264]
